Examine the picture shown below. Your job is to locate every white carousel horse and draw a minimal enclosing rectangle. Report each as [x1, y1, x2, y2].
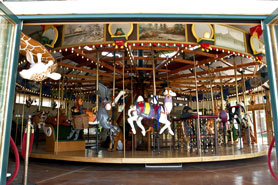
[127, 89, 176, 136]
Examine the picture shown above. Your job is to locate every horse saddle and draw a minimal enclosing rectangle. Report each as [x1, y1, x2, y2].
[136, 102, 160, 119]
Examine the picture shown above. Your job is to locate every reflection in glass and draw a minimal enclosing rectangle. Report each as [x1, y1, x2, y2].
[0, 13, 16, 153]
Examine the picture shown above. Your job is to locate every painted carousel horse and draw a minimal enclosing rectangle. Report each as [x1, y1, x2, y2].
[31, 109, 52, 147]
[127, 89, 176, 136]
[227, 102, 256, 143]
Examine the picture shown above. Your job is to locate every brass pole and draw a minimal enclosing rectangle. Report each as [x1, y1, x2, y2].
[242, 72, 246, 106]
[234, 57, 239, 104]
[96, 52, 99, 110]
[23, 116, 32, 185]
[193, 53, 201, 155]
[113, 57, 116, 99]
[122, 52, 126, 155]
[65, 79, 68, 118]
[241, 57, 247, 109]
[152, 49, 156, 96]
[39, 82, 42, 111]
[21, 80, 27, 148]
[207, 90, 210, 114]
[219, 71, 225, 110]
[55, 80, 61, 153]
[202, 91, 205, 115]
[131, 75, 134, 104]
[96, 51, 100, 154]
[210, 73, 215, 114]
[131, 67, 134, 152]
[61, 67, 65, 110]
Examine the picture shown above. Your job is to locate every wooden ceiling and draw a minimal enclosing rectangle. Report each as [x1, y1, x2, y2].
[42, 44, 261, 96]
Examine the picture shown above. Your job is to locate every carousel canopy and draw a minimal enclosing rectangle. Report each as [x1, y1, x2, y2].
[16, 22, 268, 101]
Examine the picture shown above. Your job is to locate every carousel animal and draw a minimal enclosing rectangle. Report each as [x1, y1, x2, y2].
[31, 110, 49, 128]
[67, 85, 127, 140]
[26, 96, 36, 108]
[108, 120, 124, 152]
[227, 102, 256, 143]
[19, 33, 61, 82]
[19, 51, 61, 81]
[31, 110, 52, 137]
[127, 89, 176, 136]
[96, 83, 127, 135]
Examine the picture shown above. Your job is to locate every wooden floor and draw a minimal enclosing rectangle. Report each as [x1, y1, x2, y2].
[29, 143, 268, 164]
[8, 151, 278, 185]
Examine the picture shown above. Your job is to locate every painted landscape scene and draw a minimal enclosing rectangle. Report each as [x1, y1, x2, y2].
[214, 24, 245, 52]
[63, 24, 104, 46]
[139, 23, 185, 41]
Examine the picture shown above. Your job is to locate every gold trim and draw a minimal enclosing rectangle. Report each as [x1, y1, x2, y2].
[185, 24, 188, 42]
[250, 32, 265, 55]
[244, 32, 247, 53]
[108, 23, 133, 38]
[54, 41, 114, 50]
[137, 24, 139, 41]
[197, 38, 214, 43]
[192, 24, 214, 41]
[104, 24, 107, 42]
[42, 25, 59, 48]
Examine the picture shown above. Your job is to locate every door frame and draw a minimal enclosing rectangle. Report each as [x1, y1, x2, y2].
[263, 8, 278, 165]
[0, 2, 21, 184]
[1, 9, 278, 183]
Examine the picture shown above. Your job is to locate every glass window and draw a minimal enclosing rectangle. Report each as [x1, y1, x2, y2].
[0, 12, 16, 148]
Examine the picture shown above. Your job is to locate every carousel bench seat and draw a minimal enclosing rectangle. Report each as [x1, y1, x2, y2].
[45, 124, 85, 152]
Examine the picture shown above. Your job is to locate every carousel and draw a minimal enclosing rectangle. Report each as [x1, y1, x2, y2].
[11, 22, 272, 164]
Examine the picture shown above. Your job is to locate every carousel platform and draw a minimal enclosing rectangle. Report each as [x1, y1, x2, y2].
[29, 143, 268, 164]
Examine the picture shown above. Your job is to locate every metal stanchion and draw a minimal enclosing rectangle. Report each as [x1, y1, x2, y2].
[22, 116, 35, 185]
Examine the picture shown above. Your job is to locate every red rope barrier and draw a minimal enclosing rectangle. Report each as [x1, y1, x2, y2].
[267, 136, 278, 182]
[21, 131, 34, 160]
[6, 137, 20, 185]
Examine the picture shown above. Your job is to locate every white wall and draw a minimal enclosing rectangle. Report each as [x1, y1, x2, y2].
[3, 0, 278, 16]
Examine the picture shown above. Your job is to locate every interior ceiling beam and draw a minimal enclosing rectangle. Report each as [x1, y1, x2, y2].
[158, 84, 220, 91]
[63, 79, 95, 83]
[173, 81, 239, 86]
[173, 58, 195, 65]
[220, 58, 233, 67]
[162, 52, 227, 77]
[182, 48, 216, 58]
[167, 58, 257, 80]
[51, 84, 95, 89]
[171, 74, 259, 81]
[125, 67, 170, 73]
[74, 49, 127, 77]
[61, 53, 78, 61]
[61, 74, 112, 82]
[57, 63, 118, 79]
